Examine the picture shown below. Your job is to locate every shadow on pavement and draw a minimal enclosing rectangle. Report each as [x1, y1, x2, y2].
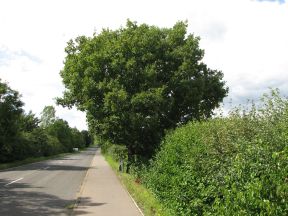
[73, 197, 106, 215]
[0, 180, 99, 216]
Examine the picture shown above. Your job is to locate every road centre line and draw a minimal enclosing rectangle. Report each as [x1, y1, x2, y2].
[4, 177, 23, 186]
[4, 165, 51, 187]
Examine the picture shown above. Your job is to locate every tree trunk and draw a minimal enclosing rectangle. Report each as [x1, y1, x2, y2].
[126, 147, 134, 173]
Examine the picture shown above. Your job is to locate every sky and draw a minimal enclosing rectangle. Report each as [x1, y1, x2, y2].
[0, 0, 287, 130]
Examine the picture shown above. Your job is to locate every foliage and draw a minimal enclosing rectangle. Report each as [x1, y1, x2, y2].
[144, 89, 288, 215]
[46, 119, 74, 152]
[81, 130, 92, 147]
[71, 127, 86, 149]
[0, 79, 24, 161]
[19, 111, 40, 132]
[0, 80, 92, 163]
[40, 105, 56, 128]
[107, 144, 128, 161]
[57, 20, 228, 163]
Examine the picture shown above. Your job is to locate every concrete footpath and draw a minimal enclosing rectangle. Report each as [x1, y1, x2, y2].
[72, 148, 143, 216]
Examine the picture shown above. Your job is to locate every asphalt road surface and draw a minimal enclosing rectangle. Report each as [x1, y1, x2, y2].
[0, 147, 97, 216]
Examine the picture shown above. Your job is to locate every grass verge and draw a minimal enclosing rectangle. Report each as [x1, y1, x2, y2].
[104, 154, 172, 216]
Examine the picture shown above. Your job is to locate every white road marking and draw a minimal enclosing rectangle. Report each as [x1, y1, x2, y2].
[127, 191, 145, 216]
[4, 178, 23, 186]
[43, 166, 50, 170]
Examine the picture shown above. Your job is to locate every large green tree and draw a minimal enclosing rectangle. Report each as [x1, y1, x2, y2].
[58, 21, 228, 164]
[46, 119, 74, 152]
[0, 79, 24, 161]
[20, 111, 40, 132]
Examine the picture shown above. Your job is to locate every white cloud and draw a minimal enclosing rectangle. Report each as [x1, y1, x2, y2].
[197, 0, 288, 106]
[0, 0, 287, 130]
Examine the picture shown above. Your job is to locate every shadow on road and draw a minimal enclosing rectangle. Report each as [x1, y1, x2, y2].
[0, 180, 100, 216]
[45, 164, 90, 171]
[0, 148, 98, 173]
[0, 164, 90, 172]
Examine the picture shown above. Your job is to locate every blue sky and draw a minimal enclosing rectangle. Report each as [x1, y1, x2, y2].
[0, 0, 288, 130]
[257, 0, 285, 4]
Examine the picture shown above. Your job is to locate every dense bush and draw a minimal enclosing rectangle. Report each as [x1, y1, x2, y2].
[144, 90, 288, 215]
[81, 130, 93, 147]
[97, 137, 127, 161]
[96, 136, 112, 154]
[46, 119, 88, 153]
[108, 144, 128, 161]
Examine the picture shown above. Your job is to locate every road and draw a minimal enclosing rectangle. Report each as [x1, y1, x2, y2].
[0, 147, 97, 216]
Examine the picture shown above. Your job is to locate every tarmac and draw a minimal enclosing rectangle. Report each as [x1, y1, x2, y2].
[72, 148, 143, 216]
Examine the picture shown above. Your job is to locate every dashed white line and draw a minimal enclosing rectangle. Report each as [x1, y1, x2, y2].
[43, 166, 50, 170]
[4, 178, 23, 186]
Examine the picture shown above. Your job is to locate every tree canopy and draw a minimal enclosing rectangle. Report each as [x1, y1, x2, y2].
[40, 105, 56, 128]
[0, 80, 92, 163]
[0, 80, 24, 159]
[58, 21, 228, 161]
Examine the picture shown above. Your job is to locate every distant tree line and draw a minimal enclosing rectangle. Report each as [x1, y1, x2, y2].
[0, 79, 92, 163]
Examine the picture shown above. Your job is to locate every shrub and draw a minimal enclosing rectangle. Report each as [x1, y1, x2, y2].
[144, 90, 288, 215]
[96, 137, 112, 154]
[108, 144, 128, 161]
[15, 129, 63, 159]
[43, 135, 63, 156]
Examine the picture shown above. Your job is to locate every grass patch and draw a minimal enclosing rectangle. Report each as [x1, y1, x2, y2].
[104, 154, 172, 216]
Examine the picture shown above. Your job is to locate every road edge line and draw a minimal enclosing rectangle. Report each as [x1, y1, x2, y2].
[125, 187, 145, 216]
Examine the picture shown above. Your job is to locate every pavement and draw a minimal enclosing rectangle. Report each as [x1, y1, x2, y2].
[72, 148, 143, 216]
[0, 147, 97, 216]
